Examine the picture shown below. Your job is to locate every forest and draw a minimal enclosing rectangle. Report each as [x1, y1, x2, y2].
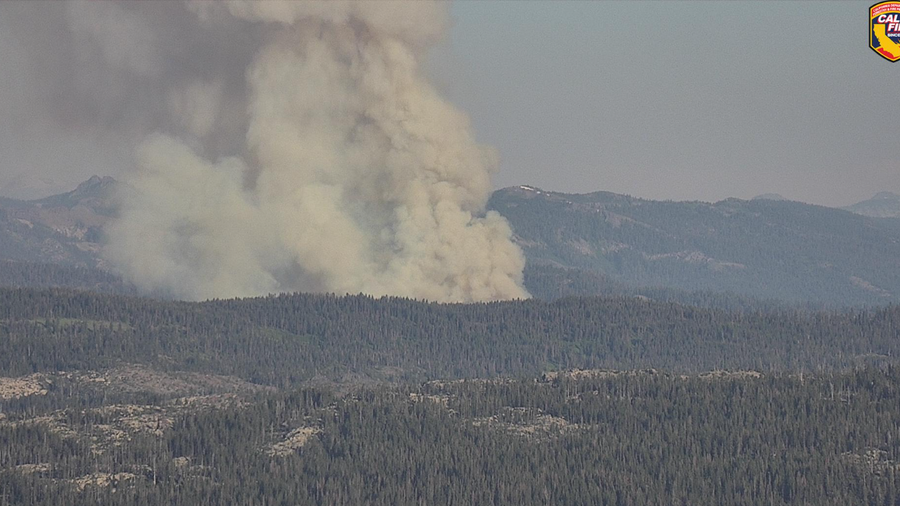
[3, 368, 900, 505]
[1, 287, 899, 504]
[0, 287, 898, 385]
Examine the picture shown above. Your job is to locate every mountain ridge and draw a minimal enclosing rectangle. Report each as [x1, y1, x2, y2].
[2, 177, 900, 307]
[843, 191, 900, 218]
[0, 175, 120, 271]
[488, 185, 900, 306]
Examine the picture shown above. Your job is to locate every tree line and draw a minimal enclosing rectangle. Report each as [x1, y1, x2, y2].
[0, 287, 897, 386]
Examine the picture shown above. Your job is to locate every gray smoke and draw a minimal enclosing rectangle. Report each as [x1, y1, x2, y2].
[2, 1, 527, 301]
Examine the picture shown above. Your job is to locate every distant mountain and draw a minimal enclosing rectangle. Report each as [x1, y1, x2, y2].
[0, 175, 119, 270]
[4, 178, 900, 307]
[843, 191, 900, 218]
[32, 174, 118, 213]
[489, 185, 900, 306]
[751, 193, 786, 201]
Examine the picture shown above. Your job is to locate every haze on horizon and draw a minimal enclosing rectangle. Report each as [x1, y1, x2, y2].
[0, 0, 896, 208]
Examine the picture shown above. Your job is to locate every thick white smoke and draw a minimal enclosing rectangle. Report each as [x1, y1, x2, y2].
[101, 1, 528, 302]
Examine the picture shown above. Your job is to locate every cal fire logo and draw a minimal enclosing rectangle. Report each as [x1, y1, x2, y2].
[871, 2, 900, 61]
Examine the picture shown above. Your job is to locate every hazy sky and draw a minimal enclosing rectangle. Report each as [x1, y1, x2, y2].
[0, 1, 897, 206]
[431, 1, 899, 206]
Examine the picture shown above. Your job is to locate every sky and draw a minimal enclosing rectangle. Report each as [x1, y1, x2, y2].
[432, 1, 900, 206]
[0, 1, 897, 207]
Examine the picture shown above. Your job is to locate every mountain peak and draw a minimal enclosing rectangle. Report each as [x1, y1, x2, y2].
[751, 193, 786, 201]
[844, 191, 900, 218]
[72, 175, 117, 195]
[80, 175, 105, 187]
[31, 175, 119, 214]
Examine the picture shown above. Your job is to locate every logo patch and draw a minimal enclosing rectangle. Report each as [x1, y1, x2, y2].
[871, 2, 900, 61]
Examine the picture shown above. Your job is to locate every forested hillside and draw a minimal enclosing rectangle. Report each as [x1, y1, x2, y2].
[1, 288, 897, 385]
[489, 186, 900, 306]
[523, 264, 795, 312]
[0, 261, 133, 295]
[1, 274, 899, 506]
[3, 368, 900, 505]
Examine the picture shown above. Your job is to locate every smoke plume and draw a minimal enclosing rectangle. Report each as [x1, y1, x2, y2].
[52, 1, 530, 302]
